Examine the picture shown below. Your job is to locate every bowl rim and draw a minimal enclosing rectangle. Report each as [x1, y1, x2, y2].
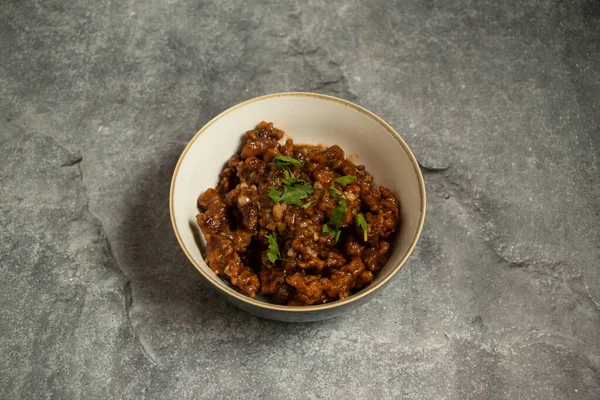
[170, 92, 426, 313]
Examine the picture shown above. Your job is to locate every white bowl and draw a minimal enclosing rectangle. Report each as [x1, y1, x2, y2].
[170, 92, 426, 322]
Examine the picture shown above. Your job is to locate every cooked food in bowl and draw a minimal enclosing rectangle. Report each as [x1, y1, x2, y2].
[196, 121, 400, 306]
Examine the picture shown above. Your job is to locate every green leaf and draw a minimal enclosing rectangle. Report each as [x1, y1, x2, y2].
[279, 184, 312, 206]
[322, 196, 349, 243]
[268, 186, 282, 203]
[333, 175, 356, 186]
[329, 198, 348, 228]
[356, 214, 368, 241]
[271, 155, 303, 168]
[302, 201, 313, 209]
[329, 187, 342, 198]
[266, 233, 280, 264]
[271, 169, 313, 207]
[330, 207, 345, 228]
[281, 168, 300, 186]
[295, 182, 313, 195]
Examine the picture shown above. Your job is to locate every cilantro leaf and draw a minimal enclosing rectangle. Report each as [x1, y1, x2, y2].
[302, 201, 313, 209]
[268, 186, 282, 203]
[323, 198, 348, 243]
[333, 175, 356, 186]
[329, 198, 347, 228]
[298, 182, 314, 195]
[271, 168, 313, 207]
[356, 214, 368, 241]
[270, 182, 313, 207]
[279, 184, 312, 206]
[281, 168, 298, 186]
[271, 155, 303, 168]
[329, 187, 342, 198]
[266, 233, 280, 264]
[334, 229, 341, 244]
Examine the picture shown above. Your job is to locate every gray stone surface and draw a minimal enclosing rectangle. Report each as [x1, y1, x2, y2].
[1, 0, 599, 398]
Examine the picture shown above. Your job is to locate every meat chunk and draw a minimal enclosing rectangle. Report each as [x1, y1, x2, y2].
[258, 265, 285, 294]
[286, 272, 328, 305]
[196, 189, 260, 296]
[305, 145, 345, 173]
[240, 121, 284, 159]
[197, 189, 230, 236]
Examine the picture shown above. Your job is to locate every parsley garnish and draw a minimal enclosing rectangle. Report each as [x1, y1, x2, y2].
[330, 198, 347, 227]
[266, 233, 280, 264]
[279, 183, 313, 206]
[329, 187, 342, 198]
[302, 201, 313, 209]
[281, 168, 301, 186]
[271, 155, 303, 168]
[268, 186, 282, 203]
[268, 169, 314, 207]
[323, 197, 348, 243]
[333, 175, 356, 186]
[356, 214, 368, 241]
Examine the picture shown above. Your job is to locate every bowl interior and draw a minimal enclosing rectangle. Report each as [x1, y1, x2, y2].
[171, 93, 424, 307]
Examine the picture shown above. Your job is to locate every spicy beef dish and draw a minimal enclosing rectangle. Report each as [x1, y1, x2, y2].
[196, 121, 400, 306]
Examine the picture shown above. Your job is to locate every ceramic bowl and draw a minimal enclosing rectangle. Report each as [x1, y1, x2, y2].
[170, 92, 426, 322]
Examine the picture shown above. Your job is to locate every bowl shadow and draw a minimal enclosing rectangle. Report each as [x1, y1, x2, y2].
[119, 142, 261, 326]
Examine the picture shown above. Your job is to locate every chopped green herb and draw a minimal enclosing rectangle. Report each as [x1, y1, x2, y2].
[282, 169, 291, 184]
[333, 175, 356, 186]
[268, 186, 282, 203]
[271, 155, 303, 168]
[279, 184, 312, 206]
[302, 201, 313, 209]
[356, 214, 369, 241]
[300, 182, 314, 194]
[329, 198, 348, 227]
[281, 168, 299, 186]
[322, 198, 348, 243]
[269, 180, 313, 207]
[329, 187, 342, 198]
[266, 233, 280, 264]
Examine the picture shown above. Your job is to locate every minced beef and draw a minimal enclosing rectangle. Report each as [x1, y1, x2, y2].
[196, 121, 400, 306]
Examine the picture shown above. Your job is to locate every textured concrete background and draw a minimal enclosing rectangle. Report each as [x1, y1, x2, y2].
[1, 0, 599, 399]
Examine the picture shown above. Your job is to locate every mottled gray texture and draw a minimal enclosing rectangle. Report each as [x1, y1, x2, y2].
[1, 0, 599, 399]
